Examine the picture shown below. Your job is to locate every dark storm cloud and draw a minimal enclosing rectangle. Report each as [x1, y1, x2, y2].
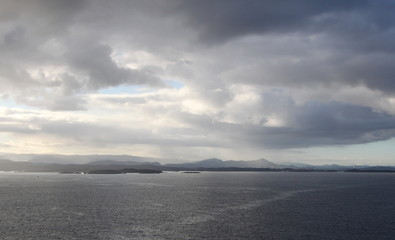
[340, 53, 395, 93]
[176, 100, 395, 149]
[178, 0, 369, 44]
[178, 0, 395, 93]
[2, 0, 395, 98]
[264, 102, 395, 148]
[287, 101, 395, 146]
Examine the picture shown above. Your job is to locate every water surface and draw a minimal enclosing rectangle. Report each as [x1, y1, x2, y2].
[0, 172, 394, 239]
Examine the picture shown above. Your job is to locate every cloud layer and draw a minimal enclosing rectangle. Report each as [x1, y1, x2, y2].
[1, 0, 395, 163]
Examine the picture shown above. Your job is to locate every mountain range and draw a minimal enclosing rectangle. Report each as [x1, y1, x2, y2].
[165, 158, 280, 168]
[0, 154, 166, 164]
[0, 154, 394, 173]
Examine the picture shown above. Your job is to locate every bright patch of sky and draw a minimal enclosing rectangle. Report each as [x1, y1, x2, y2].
[98, 80, 184, 95]
[166, 80, 184, 89]
[303, 138, 395, 166]
[98, 85, 149, 95]
[0, 98, 35, 110]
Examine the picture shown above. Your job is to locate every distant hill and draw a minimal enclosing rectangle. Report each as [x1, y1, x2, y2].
[280, 162, 371, 171]
[1, 157, 284, 172]
[0, 154, 169, 165]
[0, 155, 394, 173]
[86, 160, 161, 166]
[345, 166, 395, 172]
[165, 158, 282, 169]
[0, 159, 15, 164]
[0, 159, 164, 173]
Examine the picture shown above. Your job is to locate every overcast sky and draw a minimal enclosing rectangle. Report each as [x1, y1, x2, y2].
[1, 0, 395, 164]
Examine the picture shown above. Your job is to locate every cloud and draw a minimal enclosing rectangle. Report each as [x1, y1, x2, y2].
[0, 0, 167, 110]
[176, 0, 395, 95]
[177, 0, 369, 44]
[90, 88, 395, 149]
[64, 41, 164, 90]
[174, 92, 395, 149]
[1, 0, 395, 162]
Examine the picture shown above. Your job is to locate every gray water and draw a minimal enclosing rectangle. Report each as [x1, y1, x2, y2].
[0, 172, 394, 239]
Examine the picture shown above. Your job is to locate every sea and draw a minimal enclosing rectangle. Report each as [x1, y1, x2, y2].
[0, 171, 394, 240]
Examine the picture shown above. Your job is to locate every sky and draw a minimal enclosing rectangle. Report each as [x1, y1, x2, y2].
[1, 0, 395, 165]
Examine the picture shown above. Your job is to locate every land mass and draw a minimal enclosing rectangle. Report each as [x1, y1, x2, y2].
[0, 156, 394, 173]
